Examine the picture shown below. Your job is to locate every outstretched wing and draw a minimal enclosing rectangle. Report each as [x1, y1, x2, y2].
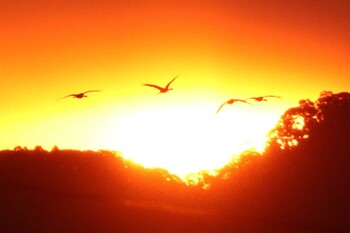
[229, 99, 253, 105]
[56, 94, 76, 101]
[216, 102, 226, 114]
[83, 90, 102, 94]
[165, 75, 178, 89]
[143, 83, 163, 91]
[245, 97, 257, 101]
[238, 99, 253, 105]
[263, 95, 281, 98]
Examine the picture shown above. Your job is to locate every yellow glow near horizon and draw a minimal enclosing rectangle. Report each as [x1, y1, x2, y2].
[102, 99, 284, 180]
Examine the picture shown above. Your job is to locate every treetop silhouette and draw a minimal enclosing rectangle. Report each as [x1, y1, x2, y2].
[268, 91, 350, 150]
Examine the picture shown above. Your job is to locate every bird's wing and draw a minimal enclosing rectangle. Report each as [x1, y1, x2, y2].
[143, 83, 163, 91]
[56, 94, 75, 101]
[216, 102, 226, 114]
[83, 90, 102, 94]
[239, 99, 253, 105]
[165, 75, 178, 89]
[264, 95, 281, 98]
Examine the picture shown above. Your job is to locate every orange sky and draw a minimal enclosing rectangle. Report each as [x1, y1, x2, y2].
[1, 0, 349, 156]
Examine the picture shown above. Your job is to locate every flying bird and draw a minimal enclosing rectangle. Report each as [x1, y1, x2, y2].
[57, 90, 101, 100]
[143, 75, 178, 94]
[246, 95, 281, 102]
[216, 98, 252, 114]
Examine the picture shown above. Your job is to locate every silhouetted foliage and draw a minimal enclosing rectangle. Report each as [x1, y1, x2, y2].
[210, 91, 350, 232]
[50, 145, 60, 153]
[34, 145, 45, 152]
[13, 145, 28, 151]
[268, 91, 350, 150]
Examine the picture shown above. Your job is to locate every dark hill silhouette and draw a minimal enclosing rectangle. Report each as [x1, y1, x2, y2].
[0, 91, 349, 233]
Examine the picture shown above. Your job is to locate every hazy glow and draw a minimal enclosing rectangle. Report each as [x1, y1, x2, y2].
[292, 115, 305, 130]
[103, 101, 282, 179]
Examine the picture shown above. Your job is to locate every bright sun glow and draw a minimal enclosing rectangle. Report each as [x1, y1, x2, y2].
[292, 115, 305, 130]
[103, 100, 282, 181]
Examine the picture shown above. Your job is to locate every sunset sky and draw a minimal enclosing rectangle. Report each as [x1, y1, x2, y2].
[1, 1, 349, 176]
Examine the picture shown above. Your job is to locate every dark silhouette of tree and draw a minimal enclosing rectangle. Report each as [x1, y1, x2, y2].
[14, 146, 23, 151]
[50, 145, 60, 153]
[211, 91, 350, 232]
[315, 91, 350, 127]
[267, 91, 350, 150]
[34, 145, 45, 152]
[13, 146, 28, 152]
[267, 99, 317, 149]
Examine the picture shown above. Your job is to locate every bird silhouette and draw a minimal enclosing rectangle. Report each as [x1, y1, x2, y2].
[143, 75, 178, 94]
[216, 98, 252, 114]
[246, 95, 281, 102]
[57, 90, 101, 100]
